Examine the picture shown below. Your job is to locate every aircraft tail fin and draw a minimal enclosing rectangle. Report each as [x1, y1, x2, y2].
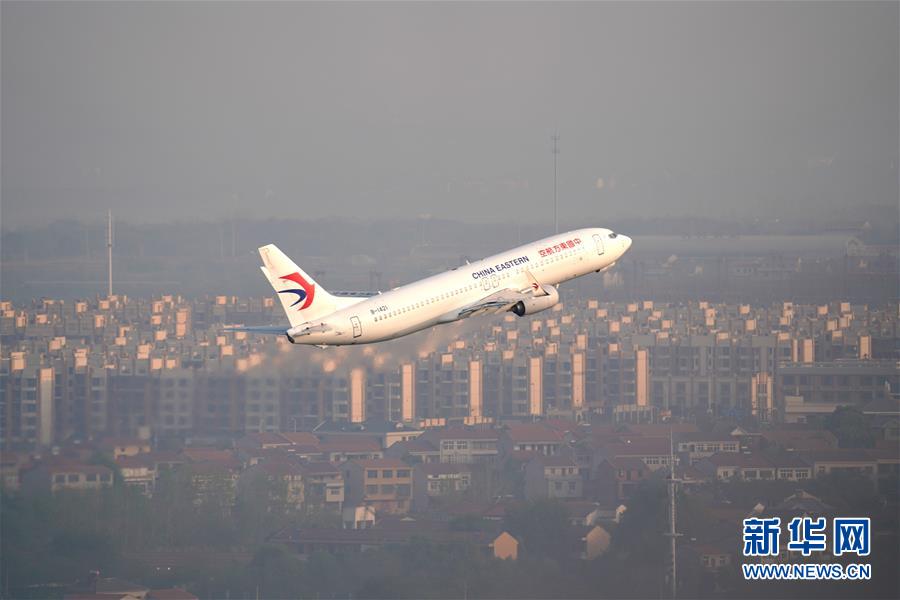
[258, 244, 338, 326]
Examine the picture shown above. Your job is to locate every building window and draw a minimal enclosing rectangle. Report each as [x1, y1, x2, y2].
[367, 470, 378, 479]
[382, 470, 393, 478]
[397, 469, 410, 478]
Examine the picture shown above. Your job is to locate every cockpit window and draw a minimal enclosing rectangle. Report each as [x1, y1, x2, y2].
[608, 232, 618, 239]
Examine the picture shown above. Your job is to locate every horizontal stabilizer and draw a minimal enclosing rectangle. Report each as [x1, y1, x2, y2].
[223, 325, 287, 335]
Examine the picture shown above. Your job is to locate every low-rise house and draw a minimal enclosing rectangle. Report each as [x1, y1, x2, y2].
[675, 433, 739, 464]
[184, 459, 240, 508]
[801, 449, 878, 480]
[146, 451, 184, 474]
[693, 542, 733, 572]
[870, 447, 900, 489]
[1, 451, 30, 490]
[299, 462, 345, 512]
[560, 501, 605, 527]
[240, 460, 305, 508]
[343, 458, 413, 514]
[413, 463, 473, 510]
[236, 432, 323, 464]
[22, 462, 113, 494]
[759, 429, 838, 452]
[317, 435, 383, 463]
[501, 422, 566, 456]
[696, 452, 776, 481]
[342, 504, 377, 529]
[116, 455, 156, 495]
[491, 531, 519, 560]
[417, 427, 500, 464]
[64, 574, 149, 600]
[569, 524, 612, 560]
[384, 437, 440, 464]
[97, 437, 151, 459]
[596, 438, 676, 472]
[525, 455, 582, 500]
[595, 457, 649, 501]
[237, 432, 296, 452]
[314, 419, 424, 449]
[771, 453, 813, 481]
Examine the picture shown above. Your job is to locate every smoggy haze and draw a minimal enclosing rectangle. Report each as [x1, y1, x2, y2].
[2, 2, 898, 228]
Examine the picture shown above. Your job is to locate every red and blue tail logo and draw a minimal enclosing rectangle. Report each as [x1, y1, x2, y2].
[278, 272, 316, 310]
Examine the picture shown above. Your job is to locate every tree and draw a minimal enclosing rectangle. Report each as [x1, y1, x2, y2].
[505, 499, 571, 561]
[825, 406, 875, 448]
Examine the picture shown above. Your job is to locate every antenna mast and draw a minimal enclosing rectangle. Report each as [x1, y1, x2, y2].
[666, 430, 682, 598]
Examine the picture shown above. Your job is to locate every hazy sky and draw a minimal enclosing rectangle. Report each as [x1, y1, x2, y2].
[2, 1, 897, 228]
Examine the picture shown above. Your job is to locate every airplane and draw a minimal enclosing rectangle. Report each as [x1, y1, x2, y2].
[227, 228, 632, 346]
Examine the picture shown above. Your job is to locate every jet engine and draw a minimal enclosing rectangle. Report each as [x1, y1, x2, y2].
[511, 285, 559, 316]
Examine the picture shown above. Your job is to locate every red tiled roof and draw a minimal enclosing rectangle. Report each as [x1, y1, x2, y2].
[186, 461, 240, 475]
[317, 435, 382, 453]
[761, 429, 838, 451]
[252, 460, 304, 477]
[299, 461, 341, 476]
[801, 449, 878, 463]
[278, 431, 320, 446]
[420, 427, 499, 442]
[677, 432, 737, 443]
[703, 452, 773, 469]
[391, 438, 438, 453]
[504, 422, 565, 443]
[145, 451, 183, 464]
[98, 437, 150, 449]
[540, 418, 581, 434]
[181, 448, 236, 463]
[605, 438, 672, 457]
[626, 423, 699, 437]
[241, 432, 292, 446]
[349, 458, 409, 469]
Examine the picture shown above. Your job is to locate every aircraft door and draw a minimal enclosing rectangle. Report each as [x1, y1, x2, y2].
[592, 234, 605, 256]
[350, 316, 362, 338]
[482, 278, 491, 291]
[491, 275, 499, 288]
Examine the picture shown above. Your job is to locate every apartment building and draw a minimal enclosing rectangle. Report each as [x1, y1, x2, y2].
[343, 458, 413, 514]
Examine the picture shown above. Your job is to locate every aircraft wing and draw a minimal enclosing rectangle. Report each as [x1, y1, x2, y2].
[455, 289, 527, 320]
[223, 325, 287, 335]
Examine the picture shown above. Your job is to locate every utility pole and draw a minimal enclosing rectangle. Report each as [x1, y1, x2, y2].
[107, 210, 113, 297]
[666, 430, 682, 598]
[552, 133, 560, 234]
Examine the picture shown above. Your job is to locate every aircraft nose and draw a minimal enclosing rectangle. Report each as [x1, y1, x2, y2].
[620, 235, 633, 252]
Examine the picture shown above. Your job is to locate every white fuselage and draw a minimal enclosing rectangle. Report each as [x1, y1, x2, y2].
[292, 228, 631, 345]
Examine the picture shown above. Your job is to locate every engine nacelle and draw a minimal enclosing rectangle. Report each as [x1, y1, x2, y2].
[511, 285, 559, 316]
